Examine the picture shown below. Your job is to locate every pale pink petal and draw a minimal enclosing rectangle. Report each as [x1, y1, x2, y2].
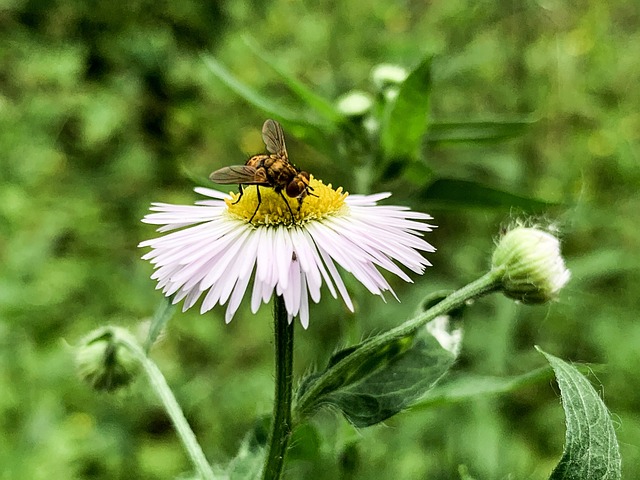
[139, 185, 435, 328]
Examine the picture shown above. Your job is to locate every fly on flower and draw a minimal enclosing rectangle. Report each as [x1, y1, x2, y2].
[209, 119, 313, 223]
[140, 120, 436, 328]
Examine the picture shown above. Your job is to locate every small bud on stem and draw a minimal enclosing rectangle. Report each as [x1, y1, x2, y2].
[492, 227, 571, 304]
[76, 326, 141, 392]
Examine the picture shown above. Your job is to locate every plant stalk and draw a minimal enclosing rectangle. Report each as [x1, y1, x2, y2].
[262, 295, 295, 480]
[119, 336, 215, 480]
[295, 268, 504, 419]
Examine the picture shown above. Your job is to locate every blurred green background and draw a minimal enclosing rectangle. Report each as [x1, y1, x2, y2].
[2, 0, 639, 478]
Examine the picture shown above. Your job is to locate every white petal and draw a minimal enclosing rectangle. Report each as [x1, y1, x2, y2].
[299, 273, 310, 329]
[193, 186, 233, 200]
[199, 228, 251, 291]
[225, 266, 254, 323]
[139, 185, 436, 327]
[301, 228, 337, 300]
[316, 245, 354, 312]
[275, 226, 293, 290]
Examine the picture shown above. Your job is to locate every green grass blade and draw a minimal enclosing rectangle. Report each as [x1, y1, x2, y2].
[144, 296, 176, 354]
[201, 54, 305, 125]
[242, 35, 344, 126]
[426, 119, 536, 144]
[419, 178, 559, 210]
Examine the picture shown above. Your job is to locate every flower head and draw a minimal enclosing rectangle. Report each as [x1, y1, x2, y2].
[336, 90, 374, 118]
[492, 226, 571, 304]
[76, 327, 141, 392]
[139, 177, 435, 328]
[371, 64, 408, 89]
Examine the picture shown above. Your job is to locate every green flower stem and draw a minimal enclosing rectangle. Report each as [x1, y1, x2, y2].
[262, 295, 295, 480]
[119, 336, 215, 480]
[295, 268, 505, 420]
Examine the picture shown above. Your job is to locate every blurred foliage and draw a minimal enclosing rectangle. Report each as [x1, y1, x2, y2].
[1, 0, 639, 479]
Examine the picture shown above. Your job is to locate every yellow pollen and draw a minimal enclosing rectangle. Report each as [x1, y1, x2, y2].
[225, 176, 349, 226]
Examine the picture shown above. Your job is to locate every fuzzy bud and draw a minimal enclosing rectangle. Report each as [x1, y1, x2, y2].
[76, 327, 141, 392]
[492, 227, 571, 304]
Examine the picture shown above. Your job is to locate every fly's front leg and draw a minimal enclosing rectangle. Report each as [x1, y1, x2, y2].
[279, 191, 296, 222]
[249, 186, 262, 224]
[232, 184, 244, 205]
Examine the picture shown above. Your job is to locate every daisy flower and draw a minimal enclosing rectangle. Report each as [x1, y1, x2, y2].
[139, 177, 435, 329]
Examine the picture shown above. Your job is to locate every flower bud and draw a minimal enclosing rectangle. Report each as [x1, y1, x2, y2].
[336, 90, 373, 118]
[492, 227, 571, 304]
[76, 327, 141, 392]
[371, 64, 408, 90]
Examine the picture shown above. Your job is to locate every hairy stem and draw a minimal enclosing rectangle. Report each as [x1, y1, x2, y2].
[295, 268, 504, 419]
[262, 295, 295, 480]
[119, 336, 214, 480]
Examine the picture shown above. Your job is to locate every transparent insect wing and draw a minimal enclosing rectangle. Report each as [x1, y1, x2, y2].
[262, 119, 288, 158]
[209, 165, 264, 184]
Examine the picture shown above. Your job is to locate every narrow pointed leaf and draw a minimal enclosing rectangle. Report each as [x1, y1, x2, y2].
[538, 348, 622, 480]
[201, 54, 304, 125]
[426, 119, 536, 145]
[381, 55, 432, 162]
[201, 54, 337, 158]
[419, 178, 558, 210]
[242, 35, 344, 125]
[144, 296, 176, 353]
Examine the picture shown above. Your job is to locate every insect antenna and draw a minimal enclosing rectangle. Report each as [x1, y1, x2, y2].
[306, 184, 318, 198]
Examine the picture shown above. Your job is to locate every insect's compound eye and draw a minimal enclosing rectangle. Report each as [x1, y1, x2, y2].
[286, 179, 306, 198]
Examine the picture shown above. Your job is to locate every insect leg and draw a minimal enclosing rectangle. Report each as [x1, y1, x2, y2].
[279, 191, 296, 222]
[232, 184, 244, 205]
[249, 186, 262, 223]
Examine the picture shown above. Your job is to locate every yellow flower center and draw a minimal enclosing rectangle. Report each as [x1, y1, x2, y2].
[225, 176, 348, 226]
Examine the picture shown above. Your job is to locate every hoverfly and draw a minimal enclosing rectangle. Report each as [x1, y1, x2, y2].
[209, 119, 313, 223]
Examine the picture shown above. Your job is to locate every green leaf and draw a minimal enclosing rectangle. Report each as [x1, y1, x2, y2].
[201, 54, 306, 126]
[296, 318, 460, 427]
[381, 55, 432, 162]
[287, 423, 322, 462]
[200, 54, 336, 158]
[213, 418, 269, 480]
[223, 437, 264, 480]
[419, 178, 558, 210]
[426, 119, 536, 145]
[180, 164, 215, 188]
[241, 35, 345, 126]
[144, 296, 176, 353]
[458, 465, 477, 480]
[538, 347, 621, 480]
[412, 366, 555, 410]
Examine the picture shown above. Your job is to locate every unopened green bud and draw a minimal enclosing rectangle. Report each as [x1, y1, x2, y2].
[492, 227, 571, 304]
[76, 326, 141, 392]
[336, 90, 373, 118]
